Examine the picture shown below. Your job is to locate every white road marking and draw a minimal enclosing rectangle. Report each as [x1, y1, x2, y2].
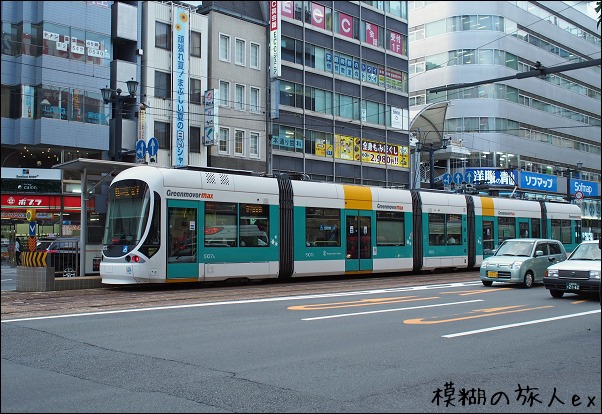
[443, 309, 601, 338]
[302, 300, 484, 321]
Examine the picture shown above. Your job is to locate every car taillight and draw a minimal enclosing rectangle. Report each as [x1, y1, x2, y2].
[46, 250, 59, 253]
[204, 226, 223, 235]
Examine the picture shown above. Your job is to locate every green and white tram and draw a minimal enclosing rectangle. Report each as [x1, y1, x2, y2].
[100, 166, 582, 285]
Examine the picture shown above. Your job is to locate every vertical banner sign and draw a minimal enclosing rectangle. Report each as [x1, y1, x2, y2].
[204, 89, 218, 146]
[172, 6, 189, 168]
[22, 85, 34, 119]
[269, 1, 281, 78]
[137, 104, 147, 164]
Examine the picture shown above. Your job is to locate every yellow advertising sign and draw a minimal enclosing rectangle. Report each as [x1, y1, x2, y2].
[333, 135, 409, 167]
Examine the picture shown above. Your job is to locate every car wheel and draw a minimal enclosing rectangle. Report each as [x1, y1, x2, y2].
[522, 271, 534, 289]
[549, 289, 564, 298]
[482, 280, 493, 287]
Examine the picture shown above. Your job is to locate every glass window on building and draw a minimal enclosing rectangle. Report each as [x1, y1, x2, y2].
[235, 38, 245, 66]
[219, 33, 230, 61]
[155, 71, 171, 98]
[154, 121, 170, 149]
[219, 127, 229, 154]
[219, 81, 230, 107]
[249, 132, 259, 158]
[234, 84, 245, 111]
[42, 22, 71, 59]
[234, 130, 244, 155]
[190, 31, 201, 57]
[38, 85, 69, 120]
[250, 87, 260, 113]
[190, 126, 201, 153]
[250, 42, 260, 69]
[190, 78, 201, 104]
[84, 90, 106, 125]
[155, 21, 171, 50]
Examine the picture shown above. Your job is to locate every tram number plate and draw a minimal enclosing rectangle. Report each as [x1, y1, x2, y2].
[487, 271, 498, 278]
[566, 282, 579, 290]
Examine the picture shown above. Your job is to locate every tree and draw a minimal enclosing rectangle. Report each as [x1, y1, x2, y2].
[597, 1, 601, 29]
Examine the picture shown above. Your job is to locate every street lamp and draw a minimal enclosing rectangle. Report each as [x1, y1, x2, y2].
[101, 78, 138, 161]
[555, 161, 583, 201]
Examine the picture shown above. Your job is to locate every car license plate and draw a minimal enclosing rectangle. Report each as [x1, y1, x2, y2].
[566, 282, 579, 290]
[487, 271, 498, 278]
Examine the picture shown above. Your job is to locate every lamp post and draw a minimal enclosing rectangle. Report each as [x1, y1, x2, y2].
[411, 133, 450, 189]
[555, 161, 583, 202]
[101, 78, 138, 162]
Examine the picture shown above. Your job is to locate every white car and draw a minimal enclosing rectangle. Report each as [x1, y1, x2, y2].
[543, 240, 601, 299]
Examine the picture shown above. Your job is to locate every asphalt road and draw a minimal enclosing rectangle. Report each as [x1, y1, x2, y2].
[2, 270, 600, 413]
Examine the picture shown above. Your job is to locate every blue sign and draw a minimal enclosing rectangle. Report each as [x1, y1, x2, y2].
[570, 179, 599, 198]
[441, 173, 452, 185]
[465, 168, 518, 186]
[453, 172, 464, 184]
[135, 140, 146, 159]
[520, 171, 557, 192]
[29, 221, 37, 237]
[464, 171, 474, 184]
[147, 137, 159, 157]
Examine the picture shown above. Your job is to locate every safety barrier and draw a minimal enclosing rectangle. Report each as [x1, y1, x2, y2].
[16, 251, 102, 292]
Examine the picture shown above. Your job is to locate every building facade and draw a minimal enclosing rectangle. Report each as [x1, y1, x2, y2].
[408, 1, 601, 238]
[264, 1, 411, 186]
[1, 1, 119, 244]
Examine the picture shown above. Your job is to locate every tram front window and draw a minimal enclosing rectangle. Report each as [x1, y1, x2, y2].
[103, 180, 151, 257]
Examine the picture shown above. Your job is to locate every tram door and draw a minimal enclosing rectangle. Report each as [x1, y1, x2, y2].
[166, 200, 200, 280]
[345, 210, 373, 272]
[482, 219, 495, 257]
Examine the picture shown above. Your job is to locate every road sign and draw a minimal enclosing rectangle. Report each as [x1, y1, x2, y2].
[147, 137, 159, 157]
[464, 171, 474, 184]
[29, 221, 37, 237]
[135, 140, 147, 159]
[453, 172, 464, 184]
[574, 190, 584, 200]
[26, 209, 36, 221]
[441, 173, 452, 185]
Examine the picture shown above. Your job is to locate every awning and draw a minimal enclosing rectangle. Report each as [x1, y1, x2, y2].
[409, 101, 451, 146]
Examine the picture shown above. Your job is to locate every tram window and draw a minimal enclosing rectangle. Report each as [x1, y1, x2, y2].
[531, 218, 541, 238]
[205, 202, 237, 247]
[552, 219, 572, 244]
[140, 191, 161, 258]
[306, 207, 340, 247]
[428, 214, 445, 246]
[498, 217, 516, 244]
[376, 211, 405, 246]
[446, 214, 462, 245]
[239, 203, 269, 247]
[168, 207, 197, 263]
[575, 220, 582, 243]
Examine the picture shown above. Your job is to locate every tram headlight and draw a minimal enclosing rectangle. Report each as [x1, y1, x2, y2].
[132, 255, 140, 263]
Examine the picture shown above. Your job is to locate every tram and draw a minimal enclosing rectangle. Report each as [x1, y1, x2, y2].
[100, 166, 582, 284]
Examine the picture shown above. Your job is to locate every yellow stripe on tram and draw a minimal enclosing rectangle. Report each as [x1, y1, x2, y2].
[480, 196, 495, 217]
[343, 185, 372, 210]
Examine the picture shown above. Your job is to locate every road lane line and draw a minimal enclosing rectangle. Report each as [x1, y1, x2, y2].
[301, 299, 484, 321]
[442, 309, 601, 338]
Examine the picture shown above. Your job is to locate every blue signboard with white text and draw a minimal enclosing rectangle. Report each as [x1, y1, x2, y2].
[465, 168, 518, 186]
[520, 171, 557, 193]
[569, 179, 599, 198]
